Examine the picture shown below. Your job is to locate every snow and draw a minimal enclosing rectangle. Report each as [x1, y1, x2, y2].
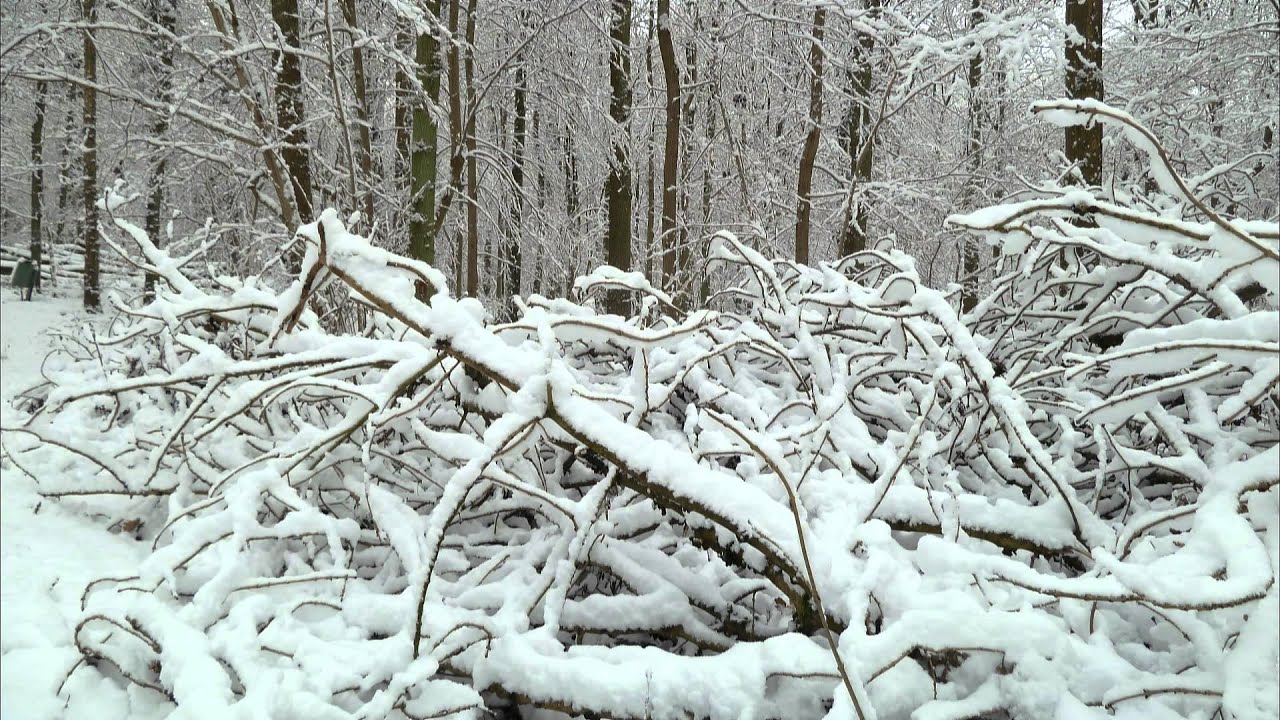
[1, 292, 77, 399]
[1, 288, 160, 720]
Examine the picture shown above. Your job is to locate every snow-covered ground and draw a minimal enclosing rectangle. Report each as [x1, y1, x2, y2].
[1, 287, 159, 720]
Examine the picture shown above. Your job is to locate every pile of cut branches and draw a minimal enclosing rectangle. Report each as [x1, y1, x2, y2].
[3, 103, 1276, 720]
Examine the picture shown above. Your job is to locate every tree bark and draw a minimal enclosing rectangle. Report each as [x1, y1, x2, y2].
[30, 79, 48, 292]
[53, 84, 79, 285]
[1132, 0, 1158, 29]
[144, 0, 177, 302]
[699, 86, 715, 306]
[839, 4, 878, 258]
[961, 0, 983, 313]
[794, 8, 826, 265]
[81, 0, 100, 311]
[504, 61, 527, 317]
[340, 0, 375, 225]
[442, 0, 465, 292]
[1064, 0, 1104, 186]
[533, 110, 546, 297]
[205, 0, 299, 232]
[395, 21, 412, 199]
[656, 0, 681, 299]
[604, 0, 634, 315]
[643, 0, 657, 282]
[679, 30, 696, 297]
[409, 0, 442, 295]
[270, 0, 315, 237]
[562, 127, 579, 298]
[322, 0, 358, 211]
[464, 0, 479, 296]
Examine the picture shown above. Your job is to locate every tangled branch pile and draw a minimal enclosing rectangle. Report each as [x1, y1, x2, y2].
[4, 104, 1277, 720]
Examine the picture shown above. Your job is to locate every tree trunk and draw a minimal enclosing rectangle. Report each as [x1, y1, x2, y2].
[144, 0, 177, 302]
[1132, 0, 1158, 29]
[643, 0, 657, 283]
[840, 4, 878, 258]
[794, 8, 826, 265]
[504, 61, 527, 317]
[961, 0, 983, 313]
[495, 103, 509, 303]
[679, 31, 696, 298]
[323, 0, 358, 212]
[699, 87, 715, 306]
[464, 0, 479, 296]
[603, 0, 634, 315]
[205, 0, 299, 232]
[563, 127, 578, 298]
[1065, 0, 1103, 186]
[656, 0, 681, 299]
[29, 80, 48, 293]
[81, 0, 100, 311]
[534, 110, 547, 297]
[340, 0, 375, 225]
[395, 21, 412, 200]
[442, 0, 465, 293]
[409, 0, 442, 296]
[53, 84, 79, 286]
[270, 0, 315, 240]
[645, 132, 656, 282]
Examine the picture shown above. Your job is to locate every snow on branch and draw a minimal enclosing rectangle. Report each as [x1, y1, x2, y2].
[4, 124, 1278, 720]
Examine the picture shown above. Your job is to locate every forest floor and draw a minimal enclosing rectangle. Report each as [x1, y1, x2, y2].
[0, 286, 161, 720]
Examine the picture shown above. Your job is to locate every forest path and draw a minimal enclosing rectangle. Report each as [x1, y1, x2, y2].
[1, 287, 160, 720]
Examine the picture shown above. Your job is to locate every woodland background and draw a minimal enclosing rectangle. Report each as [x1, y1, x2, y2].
[1, 0, 1275, 313]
